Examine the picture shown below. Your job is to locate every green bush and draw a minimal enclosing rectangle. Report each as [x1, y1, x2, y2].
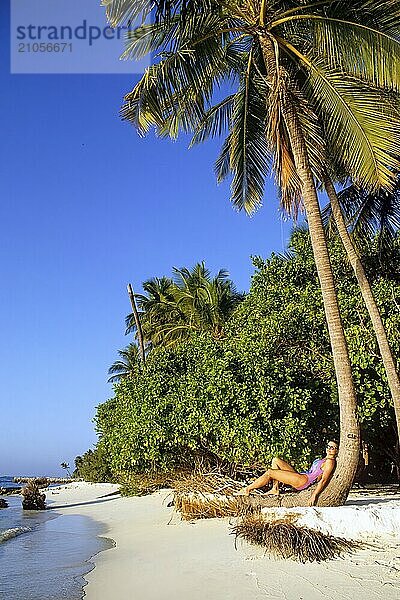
[73, 443, 115, 483]
[95, 229, 400, 478]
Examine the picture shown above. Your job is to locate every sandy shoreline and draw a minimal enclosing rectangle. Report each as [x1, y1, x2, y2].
[47, 482, 400, 600]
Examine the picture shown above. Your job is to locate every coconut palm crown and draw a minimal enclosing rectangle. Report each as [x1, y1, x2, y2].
[108, 343, 141, 383]
[103, 0, 400, 208]
[126, 262, 243, 347]
[334, 177, 400, 259]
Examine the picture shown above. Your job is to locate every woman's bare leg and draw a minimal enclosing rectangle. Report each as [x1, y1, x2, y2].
[269, 457, 297, 494]
[272, 457, 296, 472]
[242, 468, 307, 495]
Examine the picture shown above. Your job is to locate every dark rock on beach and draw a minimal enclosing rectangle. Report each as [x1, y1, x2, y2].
[0, 486, 22, 495]
[22, 480, 46, 510]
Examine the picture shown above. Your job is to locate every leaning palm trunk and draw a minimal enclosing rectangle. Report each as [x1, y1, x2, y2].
[127, 283, 146, 365]
[259, 35, 360, 505]
[324, 175, 400, 449]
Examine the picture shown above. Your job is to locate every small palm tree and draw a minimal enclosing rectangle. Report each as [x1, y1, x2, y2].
[125, 276, 183, 348]
[108, 343, 141, 383]
[170, 262, 243, 341]
[60, 462, 72, 478]
[126, 263, 243, 347]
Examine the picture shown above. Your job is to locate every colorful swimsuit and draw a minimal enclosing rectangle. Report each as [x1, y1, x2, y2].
[296, 458, 326, 491]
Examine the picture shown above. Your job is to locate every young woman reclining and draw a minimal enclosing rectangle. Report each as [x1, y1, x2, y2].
[239, 440, 338, 506]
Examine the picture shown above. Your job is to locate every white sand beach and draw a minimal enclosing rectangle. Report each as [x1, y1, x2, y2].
[47, 482, 400, 600]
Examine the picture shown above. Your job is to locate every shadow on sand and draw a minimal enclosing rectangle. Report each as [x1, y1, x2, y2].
[48, 494, 121, 510]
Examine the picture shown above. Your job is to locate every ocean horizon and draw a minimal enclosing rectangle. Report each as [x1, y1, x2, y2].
[0, 476, 113, 600]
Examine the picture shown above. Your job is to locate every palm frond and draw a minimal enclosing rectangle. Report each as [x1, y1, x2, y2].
[307, 16, 400, 93]
[338, 180, 400, 255]
[280, 41, 400, 190]
[326, 1, 400, 36]
[121, 29, 233, 138]
[190, 94, 236, 146]
[121, 18, 180, 60]
[102, 0, 152, 27]
[107, 343, 141, 382]
[214, 52, 272, 215]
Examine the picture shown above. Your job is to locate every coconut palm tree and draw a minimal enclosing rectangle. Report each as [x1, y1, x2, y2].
[126, 263, 243, 347]
[323, 175, 400, 452]
[103, 0, 400, 505]
[125, 275, 184, 348]
[60, 462, 72, 478]
[108, 343, 141, 383]
[171, 262, 243, 339]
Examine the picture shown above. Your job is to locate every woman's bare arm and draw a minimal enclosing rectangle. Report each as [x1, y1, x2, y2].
[309, 458, 336, 506]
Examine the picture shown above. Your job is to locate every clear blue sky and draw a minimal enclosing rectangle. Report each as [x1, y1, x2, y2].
[0, 1, 292, 476]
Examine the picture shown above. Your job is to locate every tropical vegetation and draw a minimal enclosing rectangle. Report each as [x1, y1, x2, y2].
[101, 0, 400, 503]
[91, 230, 400, 492]
[108, 343, 141, 383]
[73, 445, 115, 483]
[125, 262, 243, 349]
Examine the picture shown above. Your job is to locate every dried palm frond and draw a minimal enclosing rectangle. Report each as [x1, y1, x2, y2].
[174, 491, 245, 520]
[172, 470, 331, 519]
[173, 471, 246, 495]
[173, 471, 262, 520]
[232, 514, 361, 562]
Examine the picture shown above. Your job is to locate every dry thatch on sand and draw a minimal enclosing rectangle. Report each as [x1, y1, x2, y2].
[173, 471, 260, 520]
[174, 472, 234, 520]
[232, 514, 360, 562]
[172, 472, 363, 561]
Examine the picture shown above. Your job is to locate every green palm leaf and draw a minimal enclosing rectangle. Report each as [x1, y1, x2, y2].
[339, 180, 400, 255]
[101, 0, 152, 27]
[307, 17, 400, 92]
[108, 343, 141, 383]
[215, 61, 272, 214]
[190, 94, 236, 145]
[279, 40, 400, 190]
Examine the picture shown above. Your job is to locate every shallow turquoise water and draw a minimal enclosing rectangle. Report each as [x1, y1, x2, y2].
[0, 492, 113, 599]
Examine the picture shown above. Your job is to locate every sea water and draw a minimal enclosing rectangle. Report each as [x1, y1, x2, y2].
[0, 477, 113, 599]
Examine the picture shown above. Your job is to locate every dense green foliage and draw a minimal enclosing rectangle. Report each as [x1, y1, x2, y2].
[73, 444, 115, 483]
[94, 230, 400, 478]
